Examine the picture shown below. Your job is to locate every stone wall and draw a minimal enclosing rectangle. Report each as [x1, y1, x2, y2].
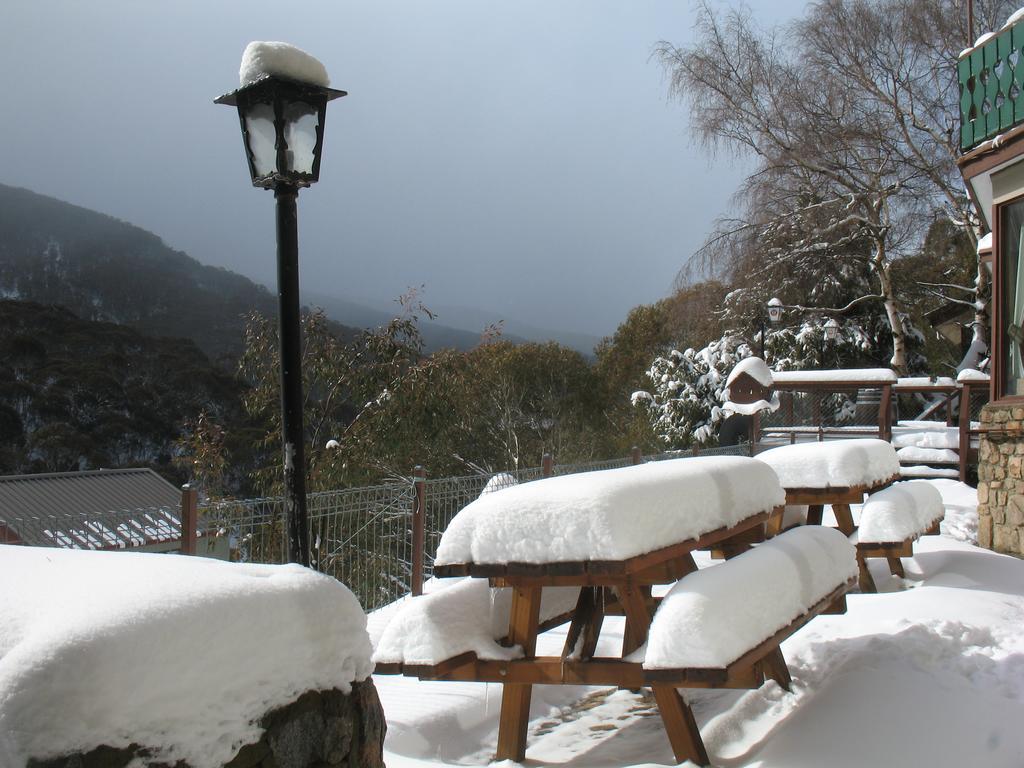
[977, 402, 1024, 555]
[29, 680, 385, 768]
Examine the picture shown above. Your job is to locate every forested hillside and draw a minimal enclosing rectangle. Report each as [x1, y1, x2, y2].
[0, 184, 342, 364]
[0, 301, 252, 480]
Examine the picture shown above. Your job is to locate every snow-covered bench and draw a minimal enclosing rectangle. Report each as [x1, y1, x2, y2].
[756, 438, 901, 535]
[853, 480, 945, 592]
[373, 459, 866, 767]
[373, 578, 581, 674]
[639, 526, 857, 764]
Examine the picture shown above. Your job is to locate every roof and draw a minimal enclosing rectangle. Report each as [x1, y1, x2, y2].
[0, 468, 186, 549]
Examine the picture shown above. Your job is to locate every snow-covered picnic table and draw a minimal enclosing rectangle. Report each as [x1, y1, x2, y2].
[756, 438, 901, 535]
[374, 457, 857, 766]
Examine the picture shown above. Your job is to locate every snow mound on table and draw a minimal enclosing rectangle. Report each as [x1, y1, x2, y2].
[435, 457, 785, 566]
[0, 546, 371, 768]
[900, 465, 958, 478]
[239, 41, 329, 87]
[892, 423, 958, 450]
[642, 526, 855, 669]
[372, 578, 579, 665]
[480, 472, 517, 495]
[896, 446, 959, 464]
[756, 438, 899, 488]
[896, 377, 956, 387]
[858, 481, 944, 544]
[957, 368, 990, 382]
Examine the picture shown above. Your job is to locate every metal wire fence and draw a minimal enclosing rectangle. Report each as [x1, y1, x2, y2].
[759, 387, 885, 439]
[196, 447, 761, 611]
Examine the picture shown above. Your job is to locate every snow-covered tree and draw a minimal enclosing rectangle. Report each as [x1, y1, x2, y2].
[632, 337, 752, 447]
[656, 0, 1013, 374]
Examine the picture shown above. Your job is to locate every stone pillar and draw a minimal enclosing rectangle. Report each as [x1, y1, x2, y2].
[977, 403, 1024, 555]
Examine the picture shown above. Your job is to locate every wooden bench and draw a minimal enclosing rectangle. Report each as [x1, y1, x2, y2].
[853, 481, 945, 592]
[756, 438, 901, 536]
[375, 525, 855, 766]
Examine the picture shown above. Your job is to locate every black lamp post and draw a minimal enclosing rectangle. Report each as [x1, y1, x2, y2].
[216, 74, 347, 566]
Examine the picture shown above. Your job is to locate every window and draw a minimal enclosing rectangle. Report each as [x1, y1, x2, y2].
[1001, 197, 1024, 397]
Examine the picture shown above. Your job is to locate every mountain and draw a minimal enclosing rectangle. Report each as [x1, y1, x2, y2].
[303, 290, 529, 351]
[0, 183, 355, 365]
[304, 290, 600, 356]
[0, 300, 251, 479]
[431, 304, 602, 357]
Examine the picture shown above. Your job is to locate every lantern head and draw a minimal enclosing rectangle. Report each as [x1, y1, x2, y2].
[216, 75, 347, 189]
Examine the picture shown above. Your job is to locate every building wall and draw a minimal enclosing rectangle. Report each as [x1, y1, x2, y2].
[977, 403, 1024, 555]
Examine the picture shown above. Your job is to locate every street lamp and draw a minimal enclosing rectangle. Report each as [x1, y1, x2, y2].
[822, 317, 841, 368]
[760, 297, 784, 358]
[216, 43, 347, 566]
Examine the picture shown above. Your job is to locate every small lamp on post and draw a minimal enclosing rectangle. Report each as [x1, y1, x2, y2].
[761, 297, 784, 358]
[823, 317, 841, 367]
[216, 43, 347, 566]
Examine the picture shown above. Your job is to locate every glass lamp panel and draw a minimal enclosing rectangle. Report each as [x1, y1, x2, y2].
[282, 102, 319, 175]
[244, 103, 278, 177]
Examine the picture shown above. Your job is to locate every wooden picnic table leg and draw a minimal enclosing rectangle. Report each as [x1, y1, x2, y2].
[652, 686, 710, 766]
[760, 647, 792, 692]
[495, 585, 542, 763]
[562, 586, 597, 660]
[580, 587, 608, 660]
[857, 553, 877, 593]
[831, 503, 855, 536]
[806, 504, 824, 526]
[619, 576, 710, 764]
[886, 555, 905, 578]
[617, 580, 653, 657]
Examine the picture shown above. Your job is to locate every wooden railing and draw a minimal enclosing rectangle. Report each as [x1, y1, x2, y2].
[754, 369, 990, 482]
[958, 20, 1024, 151]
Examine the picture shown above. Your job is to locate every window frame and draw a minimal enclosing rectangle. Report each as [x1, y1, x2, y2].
[994, 193, 1024, 402]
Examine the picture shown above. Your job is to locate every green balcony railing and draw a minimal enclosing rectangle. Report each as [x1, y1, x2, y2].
[959, 23, 1024, 151]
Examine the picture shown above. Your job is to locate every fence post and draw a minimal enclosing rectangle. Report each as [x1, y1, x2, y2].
[180, 484, 197, 556]
[959, 384, 971, 482]
[879, 382, 893, 443]
[542, 453, 554, 478]
[631, 446, 642, 465]
[412, 466, 426, 596]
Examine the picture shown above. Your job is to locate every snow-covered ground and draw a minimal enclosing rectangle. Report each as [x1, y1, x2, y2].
[374, 480, 1024, 768]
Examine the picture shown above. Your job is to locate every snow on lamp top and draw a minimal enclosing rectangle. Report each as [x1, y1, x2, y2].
[434, 456, 786, 566]
[240, 41, 330, 88]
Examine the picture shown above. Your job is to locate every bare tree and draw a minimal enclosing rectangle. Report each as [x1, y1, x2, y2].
[658, 0, 1013, 374]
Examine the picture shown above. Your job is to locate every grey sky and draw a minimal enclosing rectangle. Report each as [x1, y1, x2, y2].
[0, 1, 807, 339]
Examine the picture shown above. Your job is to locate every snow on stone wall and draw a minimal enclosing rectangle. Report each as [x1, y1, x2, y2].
[0, 546, 373, 768]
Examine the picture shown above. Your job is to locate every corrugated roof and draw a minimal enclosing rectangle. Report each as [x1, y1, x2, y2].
[0, 468, 185, 549]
